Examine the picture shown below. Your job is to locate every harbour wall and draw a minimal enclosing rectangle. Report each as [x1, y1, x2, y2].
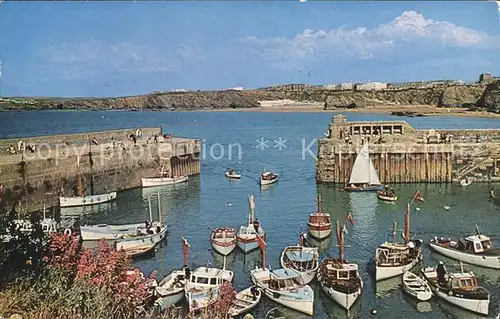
[317, 115, 500, 184]
[0, 128, 201, 212]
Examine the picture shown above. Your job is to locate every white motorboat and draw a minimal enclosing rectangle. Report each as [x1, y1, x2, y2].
[259, 171, 279, 186]
[59, 191, 117, 208]
[344, 143, 384, 192]
[115, 225, 167, 251]
[402, 271, 432, 301]
[375, 205, 423, 281]
[421, 262, 490, 315]
[280, 233, 319, 284]
[184, 264, 234, 312]
[250, 267, 314, 316]
[317, 219, 362, 310]
[211, 227, 237, 256]
[307, 194, 332, 240]
[429, 225, 500, 270]
[155, 237, 191, 311]
[227, 286, 262, 317]
[236, 194, 265, 253]
[225, 170, 242, 179]
[141, 176, 188, 188]
[79, 222, 156, 241]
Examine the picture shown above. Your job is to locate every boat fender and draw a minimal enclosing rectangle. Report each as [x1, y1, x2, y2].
[97, 197, 101, 201]
[90, 199, 94, 203]
[329, 287, 334, 295]
[82, 199, 86, 203]
[64, 228, 72, 236]
[448, 291, 453, 296]
[436, 287, 439, 292]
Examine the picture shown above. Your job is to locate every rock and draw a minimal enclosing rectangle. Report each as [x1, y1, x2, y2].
[477, 80, 500, 113]
[439, 85, 484, 107]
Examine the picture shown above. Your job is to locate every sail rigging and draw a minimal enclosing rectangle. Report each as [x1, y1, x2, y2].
[348, 143, 381, 185]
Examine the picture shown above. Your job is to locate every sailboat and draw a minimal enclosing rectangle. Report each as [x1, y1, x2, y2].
[344, 143, 383, 192]
[317, 219, 363, 310]
[59, 156, 117, 207]
[374, 203, 423, 281]
[141, 165, 188, 188]
[236, 194, 266, 253]
[307, 194, 332, 240]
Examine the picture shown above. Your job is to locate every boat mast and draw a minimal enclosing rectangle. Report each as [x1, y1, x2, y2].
[42, 204, 46, 220]
[475, 224, 481, 236]
[258, 235, 267, 270]
[392, 221, 397, 244]
[404, 203, 410, 243]
[88, 140, 94, 195]
[181, 236, 190, 266]
[148, 196, 152, 223]
[317, 193, 322, 213]
[157, 192, 162, 225]
[75, 156, 84, 197]
[336, 220, 345, 261]
[367, 144, 371, 186]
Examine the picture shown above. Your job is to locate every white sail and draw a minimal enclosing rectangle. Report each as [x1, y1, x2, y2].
[349, 144, 381, 185]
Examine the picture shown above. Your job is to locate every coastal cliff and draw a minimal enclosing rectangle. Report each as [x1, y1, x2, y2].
[1, 83, 498, 112]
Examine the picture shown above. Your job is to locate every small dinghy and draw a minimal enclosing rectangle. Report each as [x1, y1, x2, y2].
[123, 244, 155, 257]
[225, 169, 242, 179]
[280, 233, 319, 284]
[377, 190, 398, 202]
[227, 286, 262, 317]
[402, 271, 432, 301]
[460, 178, 472, 187]
[259, 171, 279, 186]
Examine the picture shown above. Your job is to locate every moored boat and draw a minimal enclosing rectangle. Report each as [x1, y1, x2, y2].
[141, 165, 188, 188]
[375, 203, 423, 281]
[236, 194, 266, 253]
[280, 233, 319, 284]
[79, 222, 157, 241]
[184, 262, 234, 312]
[317, 218, 363, 310]
[123, 244, 155, 257]
[211, 227, 237, 256]
[227, 286, 262, 317]
[155, 237, 191, 311]
[307, 194, 332, 240]
[402, 271, 432, 301]
[421, 262, 490, 315]
[344, 143, 383, 192]
[225, 169, 242, 179]
[429, 225, 500, 270]
[377, 189, 398, 202]
[259, 171, 279, 186]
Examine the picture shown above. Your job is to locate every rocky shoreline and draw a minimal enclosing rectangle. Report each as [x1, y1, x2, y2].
[1, 80, 499, 113]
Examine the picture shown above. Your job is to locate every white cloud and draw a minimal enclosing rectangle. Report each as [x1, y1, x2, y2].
[41, 40, 172, 78]
[242, 11, 497, 62]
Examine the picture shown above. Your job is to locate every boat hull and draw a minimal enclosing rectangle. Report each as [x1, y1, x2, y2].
[211, 239, 237, 256]
[236, 239, 259, 253]
[429, 242, 500, 270]
[345, 185, 384, 192]
[307, 226, 332, 240]
[155, 270, 186, 310]
[156, 291, 184, 311]
[260, 175, 279, 186]
[141, 176, 188, 188]
[225, 172, 241, 179]
[80, 222, 148, 241]
[320, 282, 362, 310]
[59, 192, 117, 208]
[377, 194, 398, 202]
[115, 227, 167, 251]
[402, 271, 432, 301]
[227, 286, 261, 317]
[376, 255, 421, 281]
[280, 246, 319, 285]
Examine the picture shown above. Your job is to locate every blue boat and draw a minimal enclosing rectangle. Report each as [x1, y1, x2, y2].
[344, 143, 383, 192]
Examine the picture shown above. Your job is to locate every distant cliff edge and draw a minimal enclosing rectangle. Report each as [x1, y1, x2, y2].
[1, 82, 499, 113]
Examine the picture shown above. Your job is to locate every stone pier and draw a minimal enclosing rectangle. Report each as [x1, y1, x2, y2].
[0, 128, 201, 212]
[317, 115, 500, 184]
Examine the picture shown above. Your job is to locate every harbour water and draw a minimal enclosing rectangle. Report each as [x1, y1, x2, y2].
[1, 111, 499, 318]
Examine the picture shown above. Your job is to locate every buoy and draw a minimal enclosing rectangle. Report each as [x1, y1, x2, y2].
[64, 228, 72, 236]
[372, 309, 377, 314]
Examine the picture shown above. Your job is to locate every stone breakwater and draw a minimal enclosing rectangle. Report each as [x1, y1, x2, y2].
[0, 128, 201, 212]
[1, 80, 499, 113]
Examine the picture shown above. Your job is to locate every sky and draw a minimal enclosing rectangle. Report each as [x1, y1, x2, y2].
[1, 1, 500, 97]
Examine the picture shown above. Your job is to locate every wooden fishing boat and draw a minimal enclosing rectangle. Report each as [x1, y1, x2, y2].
[280, 233, 319, 284]
[155, 237, 191, 311]
[123, 244, 155, 257]
[429, 225, 500, 270]
[184, 259, 234, 312]
[59, 157, 117, 207]
[375, 204, 423, 281]
[307, 194, 332, 240]
[344, 143, 384, 192]
[236, 194, 266, 253]
[377, 190, 398, 202]
[317, 219, 363, 310]
[227, 286, 262, 317]
[141, 165, 188, 188]
[402, 271, 432, 301]
[211, 227, 237, 256]
[225, 170, 242, 179]
[259, 172, 279, 186]
[421, 262, 490, 315]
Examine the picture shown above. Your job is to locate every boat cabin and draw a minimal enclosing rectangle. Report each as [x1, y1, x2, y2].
[283, 247, 318, 271]
[448, 272, 478, 290]
[238, 225, 258, 236]
[457, 235, 493, 254]
[308, 214, 330, 225]
[212, 228, 236, 238]
[376, 243, 410, 266]
[321, 261, 358, 281]
[267, 269, 302, 290]
[187, 267, 234, 288]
